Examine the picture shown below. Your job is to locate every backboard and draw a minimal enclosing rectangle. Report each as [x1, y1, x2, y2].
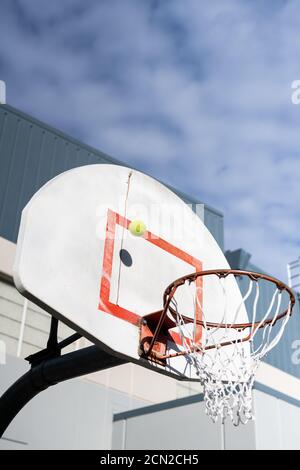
[14, 164, 249, 380]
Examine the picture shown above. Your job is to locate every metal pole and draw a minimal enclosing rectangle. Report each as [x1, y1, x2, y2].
[0, 345, 127, 437]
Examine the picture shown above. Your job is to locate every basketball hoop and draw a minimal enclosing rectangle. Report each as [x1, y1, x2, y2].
[140, 270, 296, 426]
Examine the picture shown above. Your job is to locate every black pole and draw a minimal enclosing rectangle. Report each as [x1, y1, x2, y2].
[0, 345, 127, 437]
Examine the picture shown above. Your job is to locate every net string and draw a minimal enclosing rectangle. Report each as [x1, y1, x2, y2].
[166, 273, 293, 425]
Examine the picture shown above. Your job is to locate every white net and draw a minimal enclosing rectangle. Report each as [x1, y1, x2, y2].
[165, 271, 294, 426]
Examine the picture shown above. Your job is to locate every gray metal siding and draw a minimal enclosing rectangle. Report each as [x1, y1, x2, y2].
[112, 386, 300, 450]
[112, 396, 225, 450]
[0, 104, 224, 247]
[254, 389, 300, 450]
[204, 208, 224, 249]
[0, 105, 120, 243]
[112, 394, 256, 450]
[171, 187, 224, 249]
[0, 279, 76, 358]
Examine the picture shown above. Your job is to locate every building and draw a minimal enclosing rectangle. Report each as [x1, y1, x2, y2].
[0, 95, 300, 449]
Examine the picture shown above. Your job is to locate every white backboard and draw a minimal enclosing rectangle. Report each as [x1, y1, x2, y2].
[14, 164, 249, 380]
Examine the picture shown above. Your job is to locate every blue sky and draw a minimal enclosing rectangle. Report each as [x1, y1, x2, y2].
[1, 0, 300, 279]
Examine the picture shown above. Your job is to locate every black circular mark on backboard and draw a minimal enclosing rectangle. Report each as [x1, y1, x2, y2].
[119, 249, 133, 267]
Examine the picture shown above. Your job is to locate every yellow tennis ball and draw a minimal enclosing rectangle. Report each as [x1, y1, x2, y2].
[129, 220, 147, 237]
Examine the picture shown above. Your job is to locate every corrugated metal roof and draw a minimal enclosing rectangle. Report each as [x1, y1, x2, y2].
[0, 104, 224, 247]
